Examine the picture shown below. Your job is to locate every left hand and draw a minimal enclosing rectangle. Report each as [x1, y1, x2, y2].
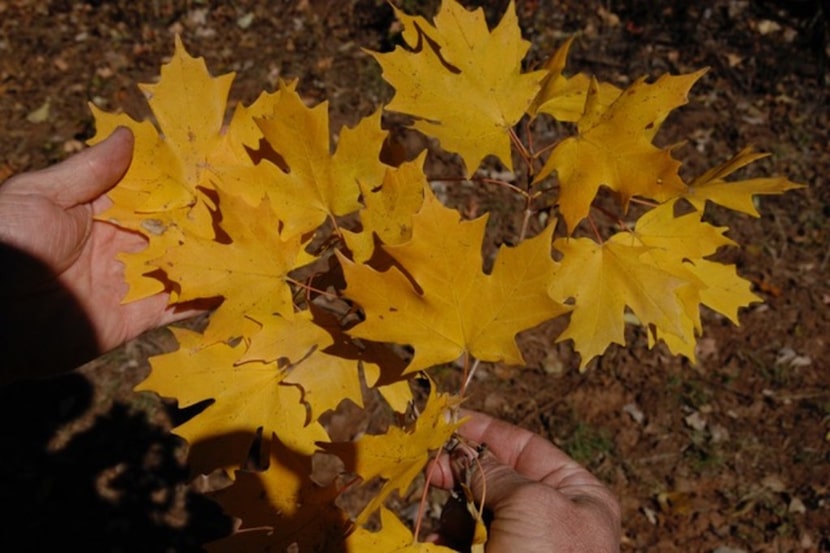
[0, 128, 189, 383]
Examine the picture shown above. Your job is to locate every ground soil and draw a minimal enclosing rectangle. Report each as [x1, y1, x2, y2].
[1, 1, 828, 552]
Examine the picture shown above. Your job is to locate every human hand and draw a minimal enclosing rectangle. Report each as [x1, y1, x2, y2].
[431, 410, 621, 552]
[0, 128, 190, 382]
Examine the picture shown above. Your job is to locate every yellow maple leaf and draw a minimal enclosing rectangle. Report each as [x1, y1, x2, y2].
[346, 507, 456, 552]
[620, 200, 736, 256]
[91, 37, 301, 304]
[550, 237, 689, 367]
[207, 436, 348, 553]
[149, 189, 309, 343]
[238, 310, 365, 420]
[139, 328, 329, 474]
[223, 87, 289, 160]
[556, 201, 761, 362]
[528, 35, 621, 122]
[340, 186, 568, 374]
[90, 36, 248, 231]
[368, 0, 544, 175]
[342, 152, 428, 263]
[240, 310, 330, 365]
[321, 386, 462, 525]
[649, 258, 761, 359]
[611, 201, 760, 358]
[220, 85, 389, 237]
[609, 201, 734, 356]
[537, 70, 706, 232]
[684, 146, 805, 215]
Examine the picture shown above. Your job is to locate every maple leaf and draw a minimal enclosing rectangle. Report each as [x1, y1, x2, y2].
[340, 186, 568, 374]
[649, 258, 761, 359]
[684, 146, 805, 215]
[528, 35, 621, 122]
[537, 70, 706, 232]
[90, 36, 249, 232]
[91, 37, 304, 304]
[216, 85, 390, 237]
[342, 152, 428, 263]
[138, 328, 329, 474]
[554, 201, 762, 364]
[223, 87, 289, 159]
[207, 436, 348, 553]
[368, 0, 544, 175]
[619, 200, 736, 258]
[239, 310, 366, 420]
[550, 236, 689, 367]
[611, 201, 761, 359]
[318, 312, 416, 414]
[346, 507, 456, 552]
[321, 386, 463, 525]
[149, 189, 310, 343]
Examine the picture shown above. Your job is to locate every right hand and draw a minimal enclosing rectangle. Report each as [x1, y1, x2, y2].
[431, 410, 621, 552]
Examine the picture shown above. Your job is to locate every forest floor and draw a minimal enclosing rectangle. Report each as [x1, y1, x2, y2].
[1, 1, 828, 551]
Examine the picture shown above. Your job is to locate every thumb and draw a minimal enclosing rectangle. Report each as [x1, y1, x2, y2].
[3, 127, 134, 206]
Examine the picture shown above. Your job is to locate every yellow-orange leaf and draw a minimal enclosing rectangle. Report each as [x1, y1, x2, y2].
[91, 37, 295, 304]
[685, 146, 805, 216]
[550, 237, 688, 367]
[321, 387, 462, 525]
[207, 437, 347, 553]
[369, 0, 544, 175]
[616, 200, 737, 258]
[649, 258, 761, 359]
[585, 201, 761, 361]
[340, 187, 568, 374]
[90, 36, 247, 231]
[608, 202, 746, 357]
[224, 87, 289, 159]
[538, 71, 706, 232]
[346, 507, 456, 552]
[528, 36, 621, 122]
[242, 86, 389, 236]
[237, 310, 365, 419]
[610, 202, 729, 351]
[151, 190, 308, 343]
[342, 152, 428, 263]
[139, 328, 328, 473]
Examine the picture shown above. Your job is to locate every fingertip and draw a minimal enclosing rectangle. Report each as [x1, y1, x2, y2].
[109, 125, 135, 148]
[67, 125, 135, 203]
[102, 125, 135, 170]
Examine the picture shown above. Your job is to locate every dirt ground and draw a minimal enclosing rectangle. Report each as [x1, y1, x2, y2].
[1, 0, 828, 551]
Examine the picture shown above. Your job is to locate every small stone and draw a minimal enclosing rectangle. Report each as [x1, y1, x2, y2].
[788, 496, 806, 514]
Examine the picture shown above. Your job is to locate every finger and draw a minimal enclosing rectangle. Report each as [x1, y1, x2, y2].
[447, 411, 617, 509]
[2, 127, 134, 207]
[428, 411, 559, 490]
[456, 410, 582, 483]
[465, 448, 539, 509]
[428, 411, 573, 489]
[470, 450, 621, 552]
[461, 411, 621, 526]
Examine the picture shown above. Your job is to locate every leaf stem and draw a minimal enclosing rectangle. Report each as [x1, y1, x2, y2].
[587, 214, 604, 244]
[519, 207, 533, 242]
[509, 127, 533, 170]
[435, 176, 528, 199]
[286, 276, 340, 300]
[590, 203, 634, 234]
[412, 449, 440, 545]
[628, 197, 660, 208]
[460, 356, 481, 398]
